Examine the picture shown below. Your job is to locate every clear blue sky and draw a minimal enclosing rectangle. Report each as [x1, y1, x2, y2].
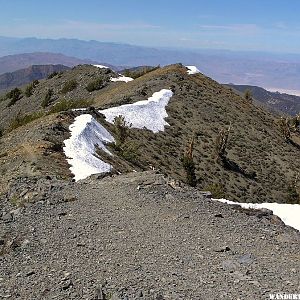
[0, 0, 299, 53]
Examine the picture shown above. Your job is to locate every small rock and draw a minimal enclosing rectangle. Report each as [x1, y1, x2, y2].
[26, 270, 35, 277]
[237, 253, 254, 265]
[94, 287, 105, 300]
[215, 246, 231, 252]
[110, 293, 121, 300]
[232, 271, 251, 281]
[61, 279, 73, 290]
[62, 271, 71, 280]
[221, 260, 239, 272]
[2, 213, 13, 223]
[10, 208, 22, 219]
[214, 213, 224, 218]
[58, 211, 67, 216]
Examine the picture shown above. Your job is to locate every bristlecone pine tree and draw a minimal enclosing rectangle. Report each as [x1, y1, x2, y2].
[244, 89, 252, 102]
[215, 124, 231, 163]
[278, 117, 291, 142]
[287, 173, 300, 204]
[289, 114, 300, 133]
[113, 115, 131, 150]
[182, 135, 197, 187]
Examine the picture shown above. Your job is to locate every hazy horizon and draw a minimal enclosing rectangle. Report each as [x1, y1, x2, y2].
[1, 0, 300, 54]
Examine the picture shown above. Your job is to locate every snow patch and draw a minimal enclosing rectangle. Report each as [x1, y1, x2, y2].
[186, 65, 200, 75]
[111, 75, 133, 83]
[100, 89, 173, 133]
[63, 114, 115, 181]
[72, 108, 87, 112]
[212, 198, 300, 232]
[93, 64, 109, 69]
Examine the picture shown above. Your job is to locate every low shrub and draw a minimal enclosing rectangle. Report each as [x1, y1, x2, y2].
[286, 184, 299, 204]
[112, 115, 131, 150]
[49, 99, 92, 113]
[181, 136, 197, 187]
[86, 78, 105, 92]
[122, 66, 160, 79]
[9, 111, 45, 131]
[25, 80, 39, 97]
[6, 88, 23, 107]
[60, 79, 77, 94]
[47, 71, 59, 79]
[204, 183, 225, 198]
[41, 89, 53, 108]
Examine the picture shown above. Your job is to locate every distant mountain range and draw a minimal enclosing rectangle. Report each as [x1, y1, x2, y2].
[1, 36, 300, 92]
[0, 52, 99, 74]
[227, 84, 300, 116]
[0, 64, 70, 92]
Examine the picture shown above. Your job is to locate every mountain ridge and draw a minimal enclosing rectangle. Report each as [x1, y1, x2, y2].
[0, 64, 70, 92]
[0, 63, 299, 204]
[226, 83, 300, 116]
[0, 52, 100, 74]
[1, 36, 300, 91]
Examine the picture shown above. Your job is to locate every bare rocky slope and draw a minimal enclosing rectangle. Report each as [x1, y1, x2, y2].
[1, 171, 299, 299]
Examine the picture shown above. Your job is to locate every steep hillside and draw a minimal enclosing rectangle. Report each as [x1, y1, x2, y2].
[226, 83, 300, 116]
[0, 64, 70, 92]
[0, 52, 100, 74]
[0, 64, 300, 205]
[0, 64, 119, 132]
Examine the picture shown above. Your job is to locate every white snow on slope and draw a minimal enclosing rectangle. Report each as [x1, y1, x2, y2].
[63, 114, 115, 181]
[92, 64, 133, 82]
[213, 198, 300, 232]
[111, 75, 133, 83]
[186, 65, 200, 75]
[100, 89, 173, 133]
[93, 64, 109, 69]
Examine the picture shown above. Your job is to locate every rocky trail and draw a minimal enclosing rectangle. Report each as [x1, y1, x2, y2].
[1, 171, 299, 299]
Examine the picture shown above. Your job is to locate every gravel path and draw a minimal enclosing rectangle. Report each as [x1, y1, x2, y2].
[1, 171, 299, 299]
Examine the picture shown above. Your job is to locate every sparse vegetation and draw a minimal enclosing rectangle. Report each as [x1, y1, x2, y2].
[6, 88, 23, 107]
[41, 88, 53, 108]
[47, 71, 60, 79]
[25, 80, 39, 97]
[122, 66, 160, 79]
[286, 173, 300, 204]
[214, 124, 231, 162]
[86, 78, 105, 92]
[49, 99, 92, 114]
[205, 183, 225, 198]
[278, 117, 291, 142]
[287, 184, 299, 204]
[113, 115, 131, 150]
[109, 115, 139, 163]
[181, 136, 197, 187]
[244, 89, 252, 102]
[8, 111, 45, 131]
[60, 79, 78, 94]
[119, 141, 139, 163]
